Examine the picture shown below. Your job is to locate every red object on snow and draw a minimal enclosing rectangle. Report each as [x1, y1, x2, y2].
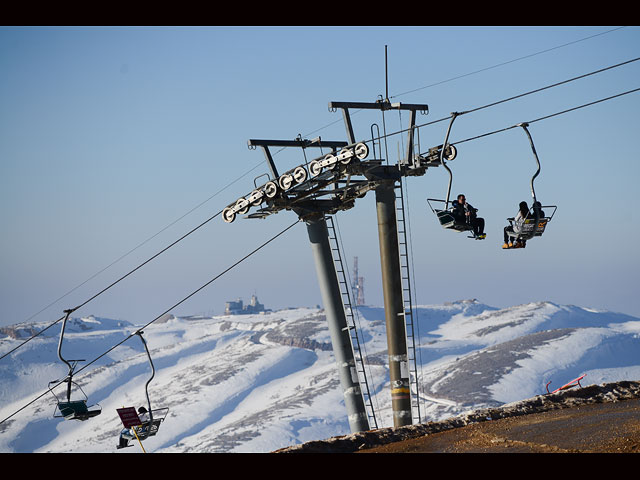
[546, 374, 586, 394]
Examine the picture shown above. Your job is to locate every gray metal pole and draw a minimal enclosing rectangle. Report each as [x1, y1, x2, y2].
[375, 182, 412, 427]
[305, 215, 370, 433]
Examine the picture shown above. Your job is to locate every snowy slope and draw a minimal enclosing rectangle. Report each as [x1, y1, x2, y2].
[1, 300, 639, 453]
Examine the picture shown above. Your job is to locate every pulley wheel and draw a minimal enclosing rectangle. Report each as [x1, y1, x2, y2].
[444, 144, 457, 161]
[249, 190, 263, 206]
[309, 160, 323, 177]
[235, 198, 249, 215]
[325, 153, 337, 170]
[279, 174, 293, 190]
[222, 207, 236, 223]
[339, 148, 353, 164]
[293, 166, 308, 184]
[355, 142, 369, 160]
[264, 181, 278, 198]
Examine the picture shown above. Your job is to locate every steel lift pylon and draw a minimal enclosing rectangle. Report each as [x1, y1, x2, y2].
[222, 95, 442, 430]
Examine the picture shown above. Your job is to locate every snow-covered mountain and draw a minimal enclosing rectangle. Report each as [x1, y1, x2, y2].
[1, 300, 639, 453]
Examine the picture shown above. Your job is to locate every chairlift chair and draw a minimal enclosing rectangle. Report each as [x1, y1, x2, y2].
[48, 309, 102, 421]
[116, 330, 169, 449]
[426, 112, 485, 240]
[505, 204, 557, 244]
[116, 406, 169, 448]
[503, 123, 558, 248]
[426, 198, 483, 239]
[48, 371, 102, 421]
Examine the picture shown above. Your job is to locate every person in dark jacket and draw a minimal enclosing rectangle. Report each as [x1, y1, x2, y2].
[531, 201, 545, 219]
[452, 194, 485, 239]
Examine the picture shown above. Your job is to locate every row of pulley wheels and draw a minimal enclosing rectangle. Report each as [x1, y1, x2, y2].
[222, 142, 369, 223]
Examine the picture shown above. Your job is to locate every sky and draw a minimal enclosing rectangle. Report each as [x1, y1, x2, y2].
[1, 26, 639, 329]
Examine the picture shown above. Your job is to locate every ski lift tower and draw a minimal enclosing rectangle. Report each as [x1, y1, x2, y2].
[330, 98, 429, 427]
[221, 96, 441, 429]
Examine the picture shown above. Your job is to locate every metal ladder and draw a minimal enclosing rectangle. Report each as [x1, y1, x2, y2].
[394, 179, 422, 424]
[325, 215, 378, 429]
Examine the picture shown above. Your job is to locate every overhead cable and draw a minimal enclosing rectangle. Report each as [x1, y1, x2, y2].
[11, 48, 638, 331]
[1, 160, 266, 361]
[368, 56, 640, 148]
[2, 159, 266, 360]
[304, 28, 628, 140]
[0, 219, 300, 425]
[451, 86, 640, 147]
[1, 207, 223, 361]
[392, 27, 628, 98]
[4, 56, 638, 362]
[457, 56, 640, 117]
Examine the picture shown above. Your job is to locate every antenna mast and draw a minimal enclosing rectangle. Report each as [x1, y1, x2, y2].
[385, 44, 389, 101]
[353, 257, 365, 306]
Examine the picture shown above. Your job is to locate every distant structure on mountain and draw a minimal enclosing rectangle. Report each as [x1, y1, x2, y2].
[225, 294, 267, 315]
[352, 257, 365, 306]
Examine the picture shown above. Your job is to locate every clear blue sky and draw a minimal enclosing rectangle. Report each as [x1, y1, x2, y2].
[1, 26, 639, 328]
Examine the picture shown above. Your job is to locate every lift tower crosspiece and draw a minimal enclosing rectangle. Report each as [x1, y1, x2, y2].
[223, 96, 441, 430]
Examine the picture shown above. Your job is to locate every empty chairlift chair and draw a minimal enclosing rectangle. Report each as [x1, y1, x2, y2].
[48, 308, 102, 421]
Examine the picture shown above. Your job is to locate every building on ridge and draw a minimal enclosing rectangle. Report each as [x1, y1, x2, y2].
[224, 294, 266, 315]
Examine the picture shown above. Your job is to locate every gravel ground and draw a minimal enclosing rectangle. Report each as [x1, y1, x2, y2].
[359, 398, 640, 453]
[274, 380, 640, 453]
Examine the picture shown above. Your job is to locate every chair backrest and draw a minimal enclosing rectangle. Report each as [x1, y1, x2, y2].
[59, 400, 89, 418]
[521, 218, 548, 236]
[436, 210, 470, 232]
[139, 419, 162, 437]
[507, 217, 548, 241]
[436, 210, 456, 228]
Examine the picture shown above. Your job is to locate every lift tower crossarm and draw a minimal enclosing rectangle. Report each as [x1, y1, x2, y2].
[328, 101, 428, 166]
[247, 138, 347, 149]
[328, 100, 429, 112]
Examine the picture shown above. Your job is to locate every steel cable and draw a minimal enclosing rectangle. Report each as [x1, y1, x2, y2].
[0, 219, 300, 426]
[6, 55, 637, 361]
[1, 161, 265, 361]
[451, 86, 640, 147]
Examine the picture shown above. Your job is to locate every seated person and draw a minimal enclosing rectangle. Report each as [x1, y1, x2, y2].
[118, 406, 150, 449]
[503, 201, 529, 249]
[452, 194, 486, 239]
[531, 201, 545, 219]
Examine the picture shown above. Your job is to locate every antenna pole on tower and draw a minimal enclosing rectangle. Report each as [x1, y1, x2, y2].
[385, 45, 389, 101]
